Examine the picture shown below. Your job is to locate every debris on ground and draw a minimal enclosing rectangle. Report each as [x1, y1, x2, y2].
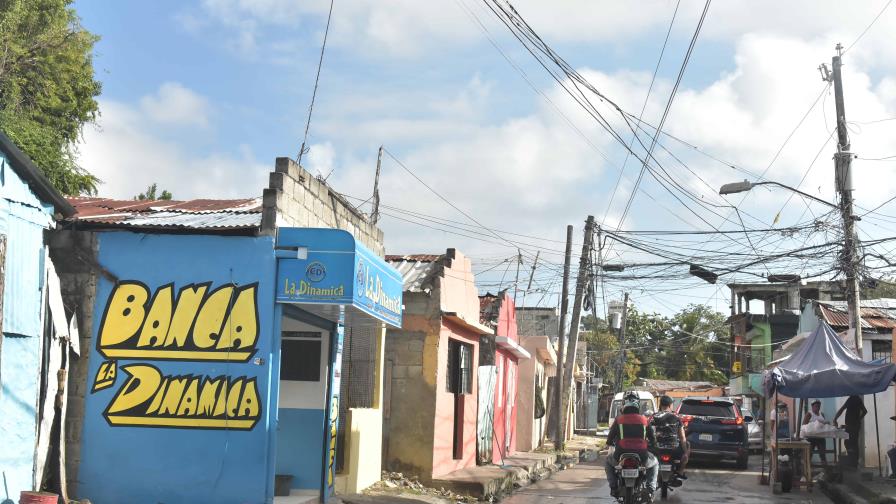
[364, 472, 478, 503]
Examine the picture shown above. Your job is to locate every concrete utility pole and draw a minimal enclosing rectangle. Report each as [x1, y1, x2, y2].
[829, 45, 864, 353]
[513, 249, 522, 304]
[371, 146, 383, 225]
[553, 225, 574, 448]
[615, 292, 630, 393]
[560, 215, 596, 441]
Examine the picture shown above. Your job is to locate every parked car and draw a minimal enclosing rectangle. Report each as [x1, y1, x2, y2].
[677, 397, 749, 469]
[741, 407, 762, 453]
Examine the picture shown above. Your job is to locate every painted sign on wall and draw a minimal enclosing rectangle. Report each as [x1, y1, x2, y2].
[78, 233, 277, 504]
[276, 228, 403, 327]
[91, 279, 263, 429]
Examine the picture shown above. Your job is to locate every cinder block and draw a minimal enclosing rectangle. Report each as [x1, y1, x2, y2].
[392, 365, 408, 379]
[406, 365, 422, 378]
[269, 171, 286, 191]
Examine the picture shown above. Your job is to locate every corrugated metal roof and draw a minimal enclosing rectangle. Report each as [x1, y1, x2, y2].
[636, 378, 719, 392]
[386, 255, 443, 292]
[65, 196, 262, 231]
[817, 300, 896, 329]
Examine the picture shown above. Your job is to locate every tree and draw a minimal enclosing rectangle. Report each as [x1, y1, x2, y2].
[135, 183, 173, 201]
[582, 304, 730, 390]
[0, 0, 102, 195]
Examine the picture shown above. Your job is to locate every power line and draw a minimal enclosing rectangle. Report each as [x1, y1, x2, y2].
[843, 0, 895, 54]
[295, 0, 335, 165]
[617, 0, 711, 228]
[601, 0, 681, 226]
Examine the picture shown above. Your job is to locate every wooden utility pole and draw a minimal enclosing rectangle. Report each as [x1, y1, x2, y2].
[513, 249, 522, 304]
[615, 292, 630, 393]
[371, 146, 383, 225]
[553, 225, 574, 447]
[560, 215, 596, 441]
[829, 45, 863, 353]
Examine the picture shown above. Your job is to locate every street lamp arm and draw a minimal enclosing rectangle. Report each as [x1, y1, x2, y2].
[752, 181, 839, 209]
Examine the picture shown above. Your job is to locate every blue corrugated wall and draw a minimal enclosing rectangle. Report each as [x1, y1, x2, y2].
[0, 153, 54, 497]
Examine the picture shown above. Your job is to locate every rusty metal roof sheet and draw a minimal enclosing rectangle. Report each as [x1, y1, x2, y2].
[65, 196, 262, 231]
[817, 300, 896, 330]
[386, 255, 443, 292]
[636, 378, 719, 392]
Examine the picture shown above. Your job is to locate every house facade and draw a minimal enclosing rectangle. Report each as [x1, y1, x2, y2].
[0, 132, 76, 500]
[50, 157, 401, 504]
[515, 335, 556, 452]
[479, 292, 530, 464]
[383, 250, 492, 480]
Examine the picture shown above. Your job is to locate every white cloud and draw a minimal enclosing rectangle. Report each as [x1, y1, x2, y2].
[79, 97, 268, 200]
[139, 82, 211, 127]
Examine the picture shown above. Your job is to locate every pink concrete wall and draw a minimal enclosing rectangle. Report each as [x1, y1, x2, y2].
[492, 293, 520, 462]
[431, 318, 481, 478]
[439, 250, 480, 324]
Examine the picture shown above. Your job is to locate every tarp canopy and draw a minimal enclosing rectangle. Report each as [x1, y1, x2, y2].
[765, 321, 896, 398]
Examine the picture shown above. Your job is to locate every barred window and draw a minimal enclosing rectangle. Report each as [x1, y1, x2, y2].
[872, 339, 892, 363]
[447, 339, 473, 394]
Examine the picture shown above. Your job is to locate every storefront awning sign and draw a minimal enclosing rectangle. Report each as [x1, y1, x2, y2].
[276, 228, 403, 327]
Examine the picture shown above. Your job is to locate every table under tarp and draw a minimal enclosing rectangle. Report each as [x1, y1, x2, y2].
[762, 321, 896, 481]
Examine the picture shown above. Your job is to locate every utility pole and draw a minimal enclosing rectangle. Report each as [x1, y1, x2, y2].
[521, 251, 540, 309]
[827, 45, 863, 353]
[560, 215, 596, 442]
[513, 249, 522, 304]
[371, 146, 383, 225]
[553, 225, 573, 448]
[615, 292, 630, 393]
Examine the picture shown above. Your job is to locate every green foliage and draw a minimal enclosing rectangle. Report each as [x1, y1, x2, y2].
[136, 183, 173, 201]
[583, 304, 731, 391]
[0, 0, 102, 195]
[863, 279, 896, 299]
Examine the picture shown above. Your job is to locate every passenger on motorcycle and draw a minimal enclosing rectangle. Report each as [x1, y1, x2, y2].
[605, 395, 659, 498]
[649, 395, 689, 481]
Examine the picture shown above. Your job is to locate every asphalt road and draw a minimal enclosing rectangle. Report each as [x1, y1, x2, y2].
[500, 457, 834, 504]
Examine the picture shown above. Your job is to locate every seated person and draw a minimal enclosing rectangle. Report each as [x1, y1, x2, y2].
[605, 396, 658, 498]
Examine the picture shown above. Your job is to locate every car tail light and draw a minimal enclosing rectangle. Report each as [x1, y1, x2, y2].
[681, 415, 693, 425]
[621, 457, 639, 469]
[660, 454, 671, 462]
[721, 417, 744, 425]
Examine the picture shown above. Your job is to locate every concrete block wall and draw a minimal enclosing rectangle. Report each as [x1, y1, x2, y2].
[47, 230, 100, 497]
[262, 157, 384, 256]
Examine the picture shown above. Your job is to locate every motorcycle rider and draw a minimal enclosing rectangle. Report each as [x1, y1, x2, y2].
[649, 395, 689, 484]
[605, 393, 658, 499]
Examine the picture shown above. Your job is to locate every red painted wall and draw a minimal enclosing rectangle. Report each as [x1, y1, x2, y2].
[492, 294, 520, 462]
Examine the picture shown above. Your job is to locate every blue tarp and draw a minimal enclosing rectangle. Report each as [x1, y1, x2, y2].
[766, 321, 896, 399]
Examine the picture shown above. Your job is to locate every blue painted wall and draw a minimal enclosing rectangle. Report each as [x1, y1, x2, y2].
[78, 232, 278, 504]
[0, 152, 55, 496]
[276, 408, 325, 489]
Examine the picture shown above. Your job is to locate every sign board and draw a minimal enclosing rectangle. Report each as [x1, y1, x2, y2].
[732, 361, 742, 374]
[276, 228, 402, 327]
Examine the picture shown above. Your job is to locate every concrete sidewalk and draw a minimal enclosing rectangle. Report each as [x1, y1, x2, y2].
[820, 470, 896, 504]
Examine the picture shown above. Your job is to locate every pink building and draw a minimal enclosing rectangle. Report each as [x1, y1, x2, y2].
[480, 292, 530, 464]
[382, 250, 493, 480]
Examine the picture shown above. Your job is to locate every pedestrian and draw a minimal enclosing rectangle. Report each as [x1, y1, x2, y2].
[802, 399, 828, 465]
[834, 395, 867, 467]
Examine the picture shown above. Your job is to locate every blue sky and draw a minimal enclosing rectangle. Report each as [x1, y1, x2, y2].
[74, 1, 896, 316]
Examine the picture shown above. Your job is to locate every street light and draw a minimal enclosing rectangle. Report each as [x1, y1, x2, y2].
[718, 180, 838, 209]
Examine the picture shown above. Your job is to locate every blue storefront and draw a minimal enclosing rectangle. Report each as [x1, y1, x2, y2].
[77, 227, 401, 504]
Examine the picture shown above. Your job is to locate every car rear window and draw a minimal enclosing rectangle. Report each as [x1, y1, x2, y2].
[679, 401, 736, 418]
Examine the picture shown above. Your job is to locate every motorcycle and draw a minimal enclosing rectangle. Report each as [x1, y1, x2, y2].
[614, 451, 653, 504]
[655, 449, 683, 500]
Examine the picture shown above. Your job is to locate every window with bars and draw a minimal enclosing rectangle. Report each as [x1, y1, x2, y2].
[447, 339, 473, 394]
[871, 339, 892, 363]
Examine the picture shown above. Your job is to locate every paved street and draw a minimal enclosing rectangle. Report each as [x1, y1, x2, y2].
[501, 457, 833, 504]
